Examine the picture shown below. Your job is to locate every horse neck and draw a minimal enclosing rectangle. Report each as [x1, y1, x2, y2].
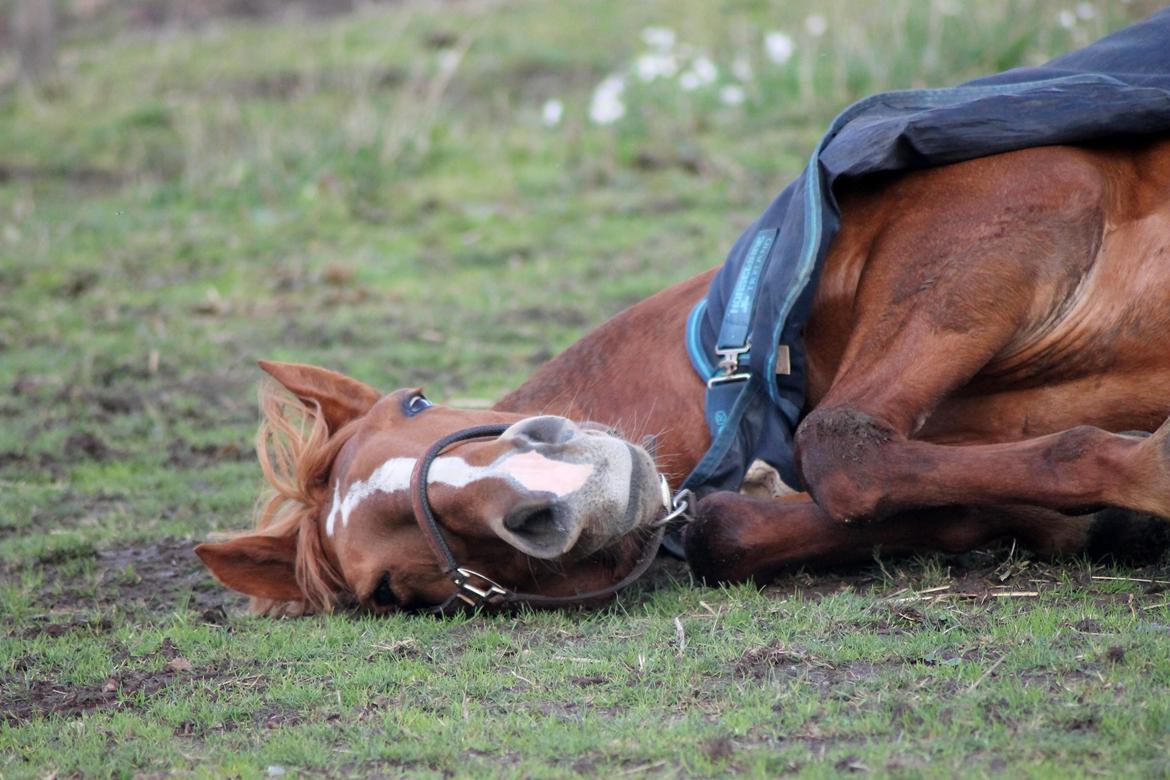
[494, 269, 716, 487]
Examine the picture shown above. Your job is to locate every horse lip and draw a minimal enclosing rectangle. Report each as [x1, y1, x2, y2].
[618, 442, 650, 532]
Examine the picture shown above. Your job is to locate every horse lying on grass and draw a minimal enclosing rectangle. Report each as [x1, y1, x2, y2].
[198, 14, 1170, 615]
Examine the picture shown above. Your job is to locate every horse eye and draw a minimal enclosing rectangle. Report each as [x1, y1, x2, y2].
[404, 394, 433, 416]
[370, 574, 398, 608]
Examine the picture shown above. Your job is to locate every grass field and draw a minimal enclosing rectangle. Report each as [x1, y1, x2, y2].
[4, 0, 1170, 776]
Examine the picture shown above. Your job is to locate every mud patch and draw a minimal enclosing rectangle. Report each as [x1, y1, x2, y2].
[0, 164, 129, 191]
[867, 603, 932, 635]
[254, 706, 303, 730]
[3, 659, 262, 724]
[166, 440, 249, 468]
[1, 490, 131, 540]
[763, 567, 881, 601]
[2, 537, 245, 624]
[0, 450, 71, 482]
[0, 0, 366, 52]
[630, 148, 704, 175]
[19, 616, 113, 640]
[736, 641, 891, 688]
[5, 630, 268, 725]
[63, 430, 115, 461]
[218, 67, 406, 100]
[93, 538, 240, 614]
[737, 642, 824, 676]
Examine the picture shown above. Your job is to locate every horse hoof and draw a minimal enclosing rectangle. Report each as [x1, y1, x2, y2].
[683, 492, 754, 585]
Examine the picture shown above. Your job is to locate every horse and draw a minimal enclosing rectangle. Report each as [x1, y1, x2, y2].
[196, 12, 1170, 614]
[195, 131, 1170, 615]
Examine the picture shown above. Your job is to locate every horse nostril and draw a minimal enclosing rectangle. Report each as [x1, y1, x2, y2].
[508, 415, 578, 448]
[505, 505, 558, 533]
[501, 504, 568, 556]
[491, 492, 586, 559]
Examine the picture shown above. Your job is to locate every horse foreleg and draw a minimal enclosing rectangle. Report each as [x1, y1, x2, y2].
[684, 492, 1170, 584]
[799, 411, 1170, 521]
[685, 493, 1006, 584]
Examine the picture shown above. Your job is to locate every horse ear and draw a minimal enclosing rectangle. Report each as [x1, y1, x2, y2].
[195, 535, 304, 602]
[258, 360, 381, 433]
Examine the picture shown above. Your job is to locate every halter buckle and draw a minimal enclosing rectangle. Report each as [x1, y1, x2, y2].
[452, 567, 509, 608]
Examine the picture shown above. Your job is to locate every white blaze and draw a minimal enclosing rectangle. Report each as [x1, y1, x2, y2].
[493, 451, 592, 496]
[326, 453, 594, 537]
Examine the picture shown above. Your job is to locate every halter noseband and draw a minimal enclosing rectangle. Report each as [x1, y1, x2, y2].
[407, 423, 693, 614]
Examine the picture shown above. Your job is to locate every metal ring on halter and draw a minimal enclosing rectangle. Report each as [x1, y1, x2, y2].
[653, 487, 694, 529]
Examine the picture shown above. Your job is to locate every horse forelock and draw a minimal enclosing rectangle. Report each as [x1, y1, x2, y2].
[248, 380, 357, 615]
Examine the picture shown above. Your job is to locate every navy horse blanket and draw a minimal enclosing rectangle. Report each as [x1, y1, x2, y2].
[682, 9, 1170, 501]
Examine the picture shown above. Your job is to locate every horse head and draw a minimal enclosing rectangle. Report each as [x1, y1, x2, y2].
[195, 361, 668, 614]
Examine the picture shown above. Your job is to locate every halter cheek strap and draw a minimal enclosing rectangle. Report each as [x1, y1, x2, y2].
[408, 423, 510, 578]
[407, 423, 693, 614]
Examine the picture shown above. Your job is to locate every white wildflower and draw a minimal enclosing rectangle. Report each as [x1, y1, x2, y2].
[541, 99, 564, 127]
[1075, 2, 1096, 19]
[437, 49, 461, 75]
[641, 26, 676, 51]
[1058, 9, 1077, 28]
[635, 52, 678, 82]
[678, 54, 718, 91]
[719, 84, 746, 105]
[690, 55, 718, 84]
[589, 75, 626, 125]
[764, 31, 794, 65]
[805, 14, 828, 37]
[732, 55, 753, 82]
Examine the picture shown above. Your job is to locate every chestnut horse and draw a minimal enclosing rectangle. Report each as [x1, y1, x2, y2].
[196, 134, 1170, 615]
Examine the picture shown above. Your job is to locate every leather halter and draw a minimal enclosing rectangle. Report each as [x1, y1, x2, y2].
[407, 423, 692, 614]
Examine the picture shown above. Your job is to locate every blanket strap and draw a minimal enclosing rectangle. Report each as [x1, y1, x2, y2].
[704, 227, 779, 434]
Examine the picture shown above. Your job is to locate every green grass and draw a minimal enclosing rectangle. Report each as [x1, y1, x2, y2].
[3, 0, 1170, 776]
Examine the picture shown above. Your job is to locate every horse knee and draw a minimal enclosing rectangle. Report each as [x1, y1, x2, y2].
[795, 406, 898, 522]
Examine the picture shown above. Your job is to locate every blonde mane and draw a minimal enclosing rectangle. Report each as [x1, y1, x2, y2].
[248, 379, 359, 616]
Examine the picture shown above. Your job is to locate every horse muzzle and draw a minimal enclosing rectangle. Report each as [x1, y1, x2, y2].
[484, 416, 663, 559]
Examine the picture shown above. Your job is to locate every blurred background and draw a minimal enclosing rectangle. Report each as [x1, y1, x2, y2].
[0, 0, 1156, 537]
